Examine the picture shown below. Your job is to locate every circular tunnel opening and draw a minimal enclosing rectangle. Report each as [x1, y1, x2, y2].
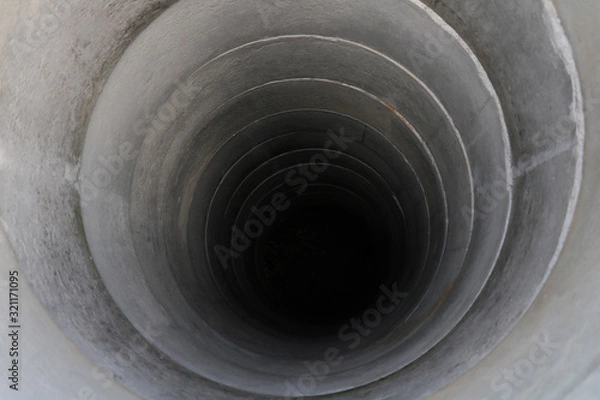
[0, 0, 582, 399]
[201, 115, 417, 336]
[70, 1, 549, 395]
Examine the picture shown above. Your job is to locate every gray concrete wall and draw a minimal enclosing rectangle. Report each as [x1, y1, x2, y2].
[0, 1, 597, 399]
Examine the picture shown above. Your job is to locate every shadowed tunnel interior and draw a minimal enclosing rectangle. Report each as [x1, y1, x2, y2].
[199, 111, 432, 336]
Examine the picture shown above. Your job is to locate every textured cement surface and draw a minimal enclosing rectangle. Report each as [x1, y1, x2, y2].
[0, 0, 597, 399]
[429, 0, 600, 398]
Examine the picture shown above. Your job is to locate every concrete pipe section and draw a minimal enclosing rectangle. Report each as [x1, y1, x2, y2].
[0, 1, 598, 399]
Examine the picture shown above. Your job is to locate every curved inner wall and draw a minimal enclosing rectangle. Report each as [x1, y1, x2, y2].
[78, 4, 511, 395]
[0, 0, 582, 399]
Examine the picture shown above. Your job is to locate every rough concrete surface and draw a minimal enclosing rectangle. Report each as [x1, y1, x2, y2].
[0, 0, 598, 399]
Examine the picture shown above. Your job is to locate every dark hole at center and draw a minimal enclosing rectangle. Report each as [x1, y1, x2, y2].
[251, 204, 390, 326]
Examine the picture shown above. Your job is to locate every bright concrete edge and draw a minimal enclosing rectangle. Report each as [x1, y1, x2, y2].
[0, 0, 597, 399]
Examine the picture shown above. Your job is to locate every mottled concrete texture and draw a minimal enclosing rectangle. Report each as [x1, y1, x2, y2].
[0, 0, 597, 399]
